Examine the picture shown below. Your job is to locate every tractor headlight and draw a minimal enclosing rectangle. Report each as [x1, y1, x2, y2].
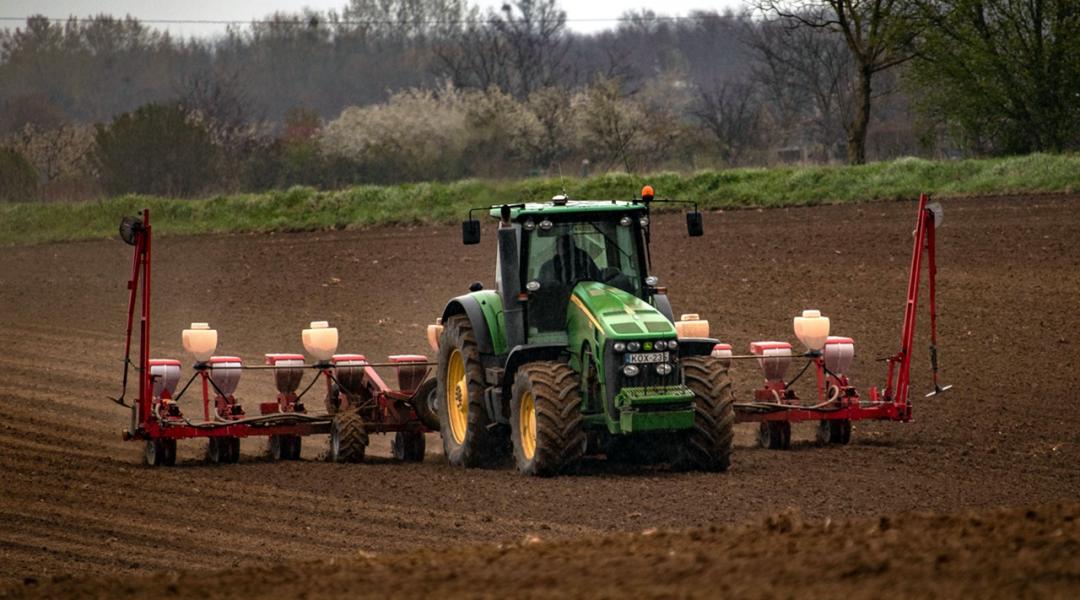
[526, 280, 541, 292]
[523, 219, 536, 231]
[639, 216, 650, 227]
[613, 342, 626, 352]
[645, 275, 659, 286]
[667, 340, 677, 351]
[654, 340, 667, 350]
[539, 219, 553, 231]
[627, 341, 641, 352]
[619, 216, 632, 226]
[656, 363, 673, 376]
[623, 364, 640, 377]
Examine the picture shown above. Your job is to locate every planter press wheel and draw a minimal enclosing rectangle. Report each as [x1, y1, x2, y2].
[144, 439, 177, 467]
[757, 421, 791, 450]
[816, 419, 852, 445]
[269, 435, 303, 460]
[207, 437, 241, 464]
[411, 377, 440, 431]
[392, 430, 426, 462]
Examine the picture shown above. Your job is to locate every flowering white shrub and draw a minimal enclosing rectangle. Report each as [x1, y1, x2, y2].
[320, 85, 469, 180]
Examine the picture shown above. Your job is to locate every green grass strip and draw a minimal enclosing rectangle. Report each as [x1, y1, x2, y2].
[2, 153, 1077, 244]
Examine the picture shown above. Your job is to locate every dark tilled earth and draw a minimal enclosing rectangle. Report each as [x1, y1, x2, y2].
[1, 194, 1078, 596]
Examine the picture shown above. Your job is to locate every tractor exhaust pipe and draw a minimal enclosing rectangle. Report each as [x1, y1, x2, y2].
[497, 206, 525, 351]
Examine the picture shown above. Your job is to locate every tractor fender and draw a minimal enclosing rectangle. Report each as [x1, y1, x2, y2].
[441, 295, 494, 355]
[677, 338, 722, 358]
[500, 343, 569, 402]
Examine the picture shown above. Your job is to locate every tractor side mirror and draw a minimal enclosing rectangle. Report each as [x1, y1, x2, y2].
[687, 211, 704, 237]
[462, 220, 481, 245]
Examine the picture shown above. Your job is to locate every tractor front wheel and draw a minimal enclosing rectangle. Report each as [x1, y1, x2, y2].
[677, 356, 735, 472]
[437, 315, 499, 467]
[509, 362, 586, 477]
[330, 411, 368, 463]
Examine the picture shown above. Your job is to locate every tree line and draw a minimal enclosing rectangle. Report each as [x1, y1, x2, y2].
[1, 0, 1076, 201]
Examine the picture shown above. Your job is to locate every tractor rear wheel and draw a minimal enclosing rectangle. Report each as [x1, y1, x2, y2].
[411, 377, 440, 430]
[330, 411, 368, 463]
[509, 362, 586, 477]
[677, 356, 735, 472]
[437, 314, 499, 467]
[816, 419, 851, 445]
[758, 422, 791, 450]
[392, 430, 426, 462]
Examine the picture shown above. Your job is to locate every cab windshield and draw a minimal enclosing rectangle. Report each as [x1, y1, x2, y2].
[522, 218, 644, 335]
[526, 219, 643, 295]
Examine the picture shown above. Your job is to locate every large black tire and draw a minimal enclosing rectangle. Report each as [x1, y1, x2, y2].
[392, 430, 426, 462]
[509, 362, 586, 477]
[437, 314, 499, 467]
[758, 421, 791, 450]
[330, 411, 368, 463]
[816, 419, 852, 445]
[411, 377, 440, 430]
[676, 356, 735, 472]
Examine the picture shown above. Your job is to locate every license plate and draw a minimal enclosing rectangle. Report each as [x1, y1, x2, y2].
[626, 352, 667, 364]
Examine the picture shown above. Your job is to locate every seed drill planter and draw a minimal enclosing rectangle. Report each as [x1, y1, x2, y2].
[724, 193, 950, 448]
[112, 210, 437, 466]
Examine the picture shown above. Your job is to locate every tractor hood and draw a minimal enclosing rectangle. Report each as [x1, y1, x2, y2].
[569, 282, 676, 339]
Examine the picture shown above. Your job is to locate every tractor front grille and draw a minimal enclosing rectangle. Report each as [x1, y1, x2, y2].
[625, 363, 682, 388]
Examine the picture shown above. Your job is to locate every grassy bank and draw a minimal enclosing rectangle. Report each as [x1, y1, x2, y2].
[2, 153, 1077, 244]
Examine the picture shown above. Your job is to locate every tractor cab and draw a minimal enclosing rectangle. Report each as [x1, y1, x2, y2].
[509, 202, 650, 339]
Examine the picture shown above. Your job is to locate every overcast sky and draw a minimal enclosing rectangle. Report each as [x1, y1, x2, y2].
[1, 1, 746, 37]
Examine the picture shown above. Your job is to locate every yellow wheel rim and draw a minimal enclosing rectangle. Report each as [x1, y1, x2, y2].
[520, 390, 537, 460]
[446, 349, 468, 444]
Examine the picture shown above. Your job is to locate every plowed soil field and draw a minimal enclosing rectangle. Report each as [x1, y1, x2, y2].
[1, 194, 1079, 597]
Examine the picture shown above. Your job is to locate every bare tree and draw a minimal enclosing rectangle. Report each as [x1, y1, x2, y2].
[434, 0, 570, 99]
[755, 1, 919, 164]
[692, 81, 762, 165]
[745, 14, 852, 159]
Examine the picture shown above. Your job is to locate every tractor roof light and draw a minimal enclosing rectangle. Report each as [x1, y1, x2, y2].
[794, 309, 830, 352]
[641, 185, 654, 203]
[552, 194, 569, 206]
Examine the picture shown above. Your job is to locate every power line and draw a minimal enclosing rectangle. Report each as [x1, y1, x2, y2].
[0, 13, 739, 27]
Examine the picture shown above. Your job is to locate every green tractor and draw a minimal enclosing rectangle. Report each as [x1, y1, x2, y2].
[427, 188, 734, 476]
